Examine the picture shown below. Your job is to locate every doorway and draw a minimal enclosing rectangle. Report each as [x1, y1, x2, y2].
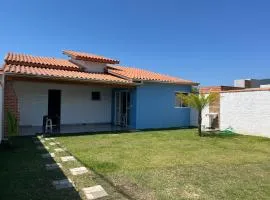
[48, 90, 61, 125]
[115, 91, 130, 127]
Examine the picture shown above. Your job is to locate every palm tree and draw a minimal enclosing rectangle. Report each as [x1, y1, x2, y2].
[177, 92, 218, 136]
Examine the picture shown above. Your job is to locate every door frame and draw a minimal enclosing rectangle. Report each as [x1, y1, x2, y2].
[48, 89, 61, 123]
[114, 91, 130, 127]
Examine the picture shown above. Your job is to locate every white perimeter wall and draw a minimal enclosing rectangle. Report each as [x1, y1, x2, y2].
[220, 91, 270, 137]
[14, 81, 112, 126]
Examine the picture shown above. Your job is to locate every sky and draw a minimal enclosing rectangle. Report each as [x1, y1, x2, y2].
[0, 0, 269, 86]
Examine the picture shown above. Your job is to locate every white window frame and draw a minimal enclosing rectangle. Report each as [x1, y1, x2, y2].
[174, 91, 189, 108]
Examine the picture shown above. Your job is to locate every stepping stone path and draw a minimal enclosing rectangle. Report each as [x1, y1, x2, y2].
[42, 153, 55, 158]
[82, 185, 108, 200]
[46, 163, 62, 170]
[45, 138, 55, 141]
[52, 178, 73, 190]
[54, 148, 64, 152]
[70, 167, 88, 175]
[61, 156, 76, 162]
[39, 139, 113, 199]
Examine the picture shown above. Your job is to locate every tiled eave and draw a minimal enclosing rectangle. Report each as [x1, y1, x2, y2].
[63, 50, 120, 64]
[3, 64, 135, 86]
[107, 66, 198, 86]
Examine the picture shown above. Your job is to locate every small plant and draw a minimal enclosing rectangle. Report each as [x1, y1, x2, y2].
[177, 92, 218, 136]
[7, 110, 18, 145]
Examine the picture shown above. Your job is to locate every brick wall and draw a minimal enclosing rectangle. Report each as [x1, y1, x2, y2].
[4, 80, 19, 136]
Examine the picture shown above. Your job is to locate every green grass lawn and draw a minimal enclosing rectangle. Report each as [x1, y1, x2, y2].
[56, 129, 270, 200]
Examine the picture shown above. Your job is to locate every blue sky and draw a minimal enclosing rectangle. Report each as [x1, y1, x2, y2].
[0, 0, 269, 86]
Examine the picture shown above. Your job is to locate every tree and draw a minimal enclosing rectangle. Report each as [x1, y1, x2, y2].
[177, 92, 218, 136]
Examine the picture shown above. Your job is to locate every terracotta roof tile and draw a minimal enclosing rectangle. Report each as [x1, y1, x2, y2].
[63, 50, 120, 64]
[107, 65, 197, 85]
[5, 52, 79, 70]
[4, 64, 133, 85]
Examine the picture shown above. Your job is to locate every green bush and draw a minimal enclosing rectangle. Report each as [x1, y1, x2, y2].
[7, 110, 18, 137]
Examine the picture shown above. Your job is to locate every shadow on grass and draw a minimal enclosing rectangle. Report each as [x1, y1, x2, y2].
[0, 137, 81, 200]
[39, 126, 197, 138]
[202, 130, 239, 138]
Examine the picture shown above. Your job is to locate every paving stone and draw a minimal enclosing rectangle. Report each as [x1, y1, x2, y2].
[69, 167, 88, 175]
[82, 185, 108, 200]
[49, 142, 56, 146]
[45, 138, 55, 141]
[52, 178, 73, 190]
[54, 148, 64, 152]
[61, 156, 76, 162]
[55, 142, 60, 144]
[41, 153, 55, 158]
[45, 146, 50, 150]
[40, 139, 45, 143]
[45, 163, 62, 170]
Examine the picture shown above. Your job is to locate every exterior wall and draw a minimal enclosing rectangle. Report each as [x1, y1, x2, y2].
[201, 103, 210, 129]
[220, 91, 270, 137]
[134, 83, 192, 129]
[190, 108, 198, 127]
[71, 59, 107, 73]
[111, 88, 137, 129]
[13, 81, 112, 126]
[4, 80, 19, 136]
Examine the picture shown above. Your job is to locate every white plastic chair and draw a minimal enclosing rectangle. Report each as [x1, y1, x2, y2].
[45, 118, 53, 133]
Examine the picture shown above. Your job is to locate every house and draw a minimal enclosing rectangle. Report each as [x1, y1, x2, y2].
[200, 81, 270, 138]
[0, 50, 198, 139]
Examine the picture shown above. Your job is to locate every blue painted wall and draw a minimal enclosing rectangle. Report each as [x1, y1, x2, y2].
[134, 83, 192, 129]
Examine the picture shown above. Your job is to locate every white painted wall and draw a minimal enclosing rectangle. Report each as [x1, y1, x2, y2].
[13, 81, 112, 126]
[201, 104, 210, 129]
[71, 59, 107, 73]
[190, 109, 198, 127]
[220, 91, 270, 137]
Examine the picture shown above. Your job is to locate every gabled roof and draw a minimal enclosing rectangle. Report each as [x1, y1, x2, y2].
[2, 51, 197, 86]
[4, 64, 133, 84]
[5, 52, 79, 71]
[107, 65, 198, 85]
[63, 50, 120, 64]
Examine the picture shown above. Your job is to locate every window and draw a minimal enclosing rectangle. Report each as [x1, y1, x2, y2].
[175, 92, 188, 108]
[92, 91, 101, 101]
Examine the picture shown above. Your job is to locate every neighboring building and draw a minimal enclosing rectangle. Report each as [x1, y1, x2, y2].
[200, 80, 270, 138]
[0, 50, 198, 140]
[234, 78, 270, 88]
